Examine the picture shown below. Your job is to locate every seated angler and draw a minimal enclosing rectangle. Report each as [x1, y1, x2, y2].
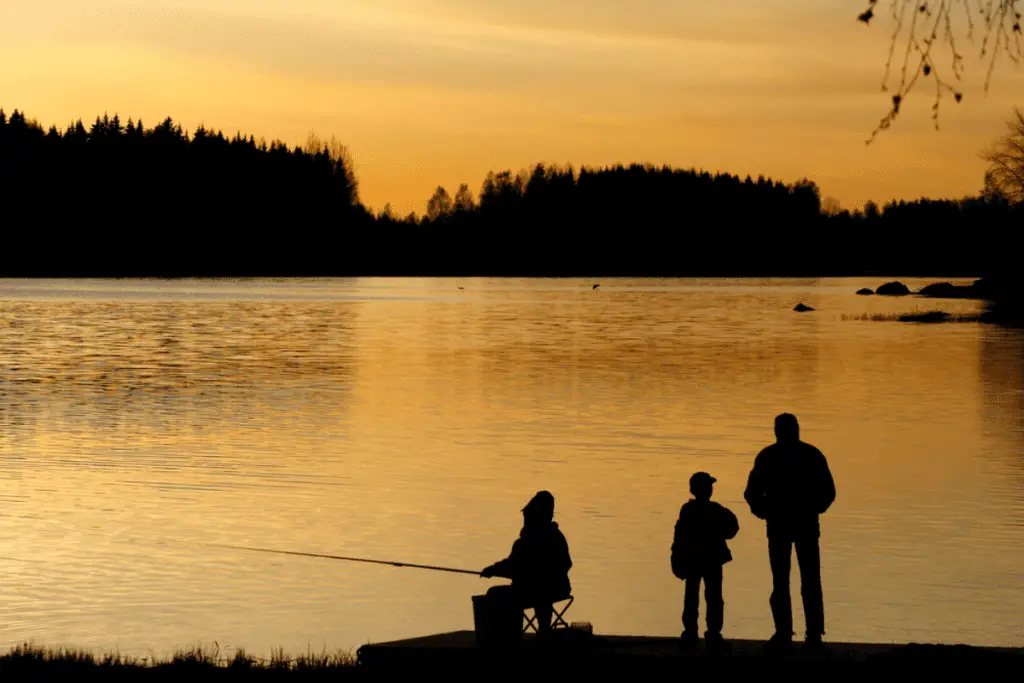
[480, 491, 572, 634]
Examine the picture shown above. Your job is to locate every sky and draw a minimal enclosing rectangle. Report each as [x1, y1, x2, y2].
[1, 0, 1021, 217]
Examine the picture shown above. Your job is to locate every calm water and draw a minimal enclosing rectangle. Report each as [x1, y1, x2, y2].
[0, 277, 1021, 658]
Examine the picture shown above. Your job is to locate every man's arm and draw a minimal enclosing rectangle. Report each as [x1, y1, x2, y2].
[481, 540, 520, 578]
[480, 558, 510, 578]
[815, 450, 836, 515]
[744, 452, 768, 520]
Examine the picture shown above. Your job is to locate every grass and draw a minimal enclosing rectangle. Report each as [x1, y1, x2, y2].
[0, 642, 359, 677]
[842, 311, 983, 323]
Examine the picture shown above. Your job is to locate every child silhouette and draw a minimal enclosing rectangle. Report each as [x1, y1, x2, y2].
[671, 472, 739, 653]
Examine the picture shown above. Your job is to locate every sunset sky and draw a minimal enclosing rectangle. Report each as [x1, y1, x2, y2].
[1, 1, 1021, 217]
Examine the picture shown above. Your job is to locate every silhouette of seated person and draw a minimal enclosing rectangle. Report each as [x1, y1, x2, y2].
[480, 491, 572, 634]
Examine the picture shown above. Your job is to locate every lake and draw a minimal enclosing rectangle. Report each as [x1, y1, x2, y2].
[0, 277, 1020, 659]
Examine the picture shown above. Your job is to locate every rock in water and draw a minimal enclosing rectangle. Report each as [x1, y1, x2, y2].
[856, 288, 875, 295]
[794, 303, 815, 312]
[876, 281, 911, 296]
[918, 282, 957, 298]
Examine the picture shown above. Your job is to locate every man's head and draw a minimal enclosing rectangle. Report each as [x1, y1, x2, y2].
[774, 413, 800, 443]
[689, 472, 716, 500]
[523, 490, 555, 524]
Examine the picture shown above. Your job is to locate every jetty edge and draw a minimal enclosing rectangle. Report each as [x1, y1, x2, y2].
[356, 629, 1024, 678]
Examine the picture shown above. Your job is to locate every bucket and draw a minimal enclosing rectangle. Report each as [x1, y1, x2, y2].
[472, 593, 523, 647]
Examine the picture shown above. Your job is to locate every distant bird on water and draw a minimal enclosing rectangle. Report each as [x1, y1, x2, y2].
[458, 286, 465, 290]
[593, 284, 600, 290]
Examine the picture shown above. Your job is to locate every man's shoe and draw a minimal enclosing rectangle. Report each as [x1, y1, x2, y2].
[803, 633, 825, 654]
[763, 632, 795, 656]
[678, 631, 699, 653]
[704, 633, 731, 655]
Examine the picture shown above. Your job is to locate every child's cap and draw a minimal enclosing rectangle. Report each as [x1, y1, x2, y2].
[690, 472, 717, 488]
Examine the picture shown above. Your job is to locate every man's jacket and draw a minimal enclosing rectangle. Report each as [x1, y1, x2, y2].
[744, 439, 836, 539]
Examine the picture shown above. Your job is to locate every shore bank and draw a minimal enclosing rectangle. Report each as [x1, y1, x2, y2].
[13, 634, 1013, 681]
[356, 631, 1022, 680]
[3, 634, 1019, 677]
[2, 633, 1022, 681]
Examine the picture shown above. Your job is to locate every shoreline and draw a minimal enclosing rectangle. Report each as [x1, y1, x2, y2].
[4, 635, 1020, 680]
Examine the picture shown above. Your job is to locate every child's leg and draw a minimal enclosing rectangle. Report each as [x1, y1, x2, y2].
[704, 564, 724, 636]
[682, 573, 701, 635]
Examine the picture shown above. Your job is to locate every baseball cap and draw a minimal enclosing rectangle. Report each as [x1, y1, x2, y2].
[689, 472, 716, 488]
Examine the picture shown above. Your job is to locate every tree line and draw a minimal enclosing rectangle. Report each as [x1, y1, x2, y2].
[393, 164, 1020, 277]
[0, 108, 371, 275]
[1, 106, 1020, 279]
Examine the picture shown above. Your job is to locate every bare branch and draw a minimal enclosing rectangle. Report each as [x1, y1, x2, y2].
[980, 106, 1024, 202]
[860, 1, 1022, 142]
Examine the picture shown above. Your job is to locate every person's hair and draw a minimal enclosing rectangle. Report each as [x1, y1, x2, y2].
[524, 491, 554, 519]
[775, 413, 799, 440]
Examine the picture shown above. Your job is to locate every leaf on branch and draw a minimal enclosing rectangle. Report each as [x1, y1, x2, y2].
[858, 9, 874, 24]
[954, 92, 963, 102]
[924, 63, 932, 75]
[893, 94, 902, 112]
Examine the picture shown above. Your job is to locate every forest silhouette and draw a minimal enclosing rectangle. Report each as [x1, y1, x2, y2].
[1, 107, 1020, 280]
[0, 108, 369, 276]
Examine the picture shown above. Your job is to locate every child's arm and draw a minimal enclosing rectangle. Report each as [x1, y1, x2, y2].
[670, 506, 688, 579]
[720, 505, 740, 540]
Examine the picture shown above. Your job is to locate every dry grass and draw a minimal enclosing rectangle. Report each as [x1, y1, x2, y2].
[0, 642, 359, 675]
[842, 311, 983, 323]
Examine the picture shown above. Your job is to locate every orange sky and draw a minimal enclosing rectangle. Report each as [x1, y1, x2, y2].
[1, 1, 1021, 217]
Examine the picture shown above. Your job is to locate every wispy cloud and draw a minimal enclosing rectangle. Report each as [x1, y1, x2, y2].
[53, 3, 792, 97]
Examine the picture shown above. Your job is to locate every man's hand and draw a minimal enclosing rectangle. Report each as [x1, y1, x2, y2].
[671, 555, 687, 581]
[480, 566, 495, 578]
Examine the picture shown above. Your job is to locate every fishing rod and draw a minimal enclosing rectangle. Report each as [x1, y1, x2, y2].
[204, 543, 483, 576]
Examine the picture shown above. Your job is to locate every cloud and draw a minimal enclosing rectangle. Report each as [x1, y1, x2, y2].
[388, 0, 806, 46]
[54, 4, 783, 97]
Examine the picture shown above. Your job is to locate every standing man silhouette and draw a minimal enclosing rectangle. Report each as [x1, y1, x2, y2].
[744, 413, 836, 652]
